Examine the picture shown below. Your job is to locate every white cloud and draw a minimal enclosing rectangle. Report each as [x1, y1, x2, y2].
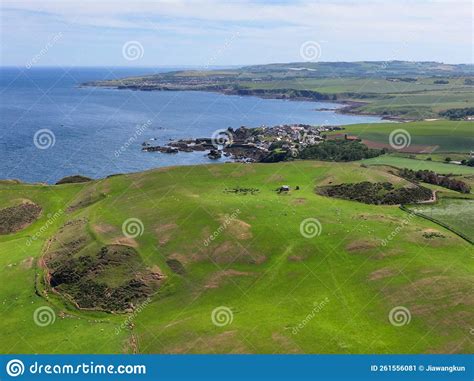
[1, 0, 472, 65]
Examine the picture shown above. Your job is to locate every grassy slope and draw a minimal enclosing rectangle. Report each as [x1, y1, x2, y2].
[407, 199, 474, 242]
[0, 162, 472, 354]
[242, 76, 473, 119]
[360, 156, 474, 175]
[329, 120, 474, 153]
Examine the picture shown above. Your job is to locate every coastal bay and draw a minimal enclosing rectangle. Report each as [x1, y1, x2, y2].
[0, 67, 383, 183]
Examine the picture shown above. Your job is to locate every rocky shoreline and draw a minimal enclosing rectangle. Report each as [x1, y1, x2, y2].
[141, 124, 345, 163]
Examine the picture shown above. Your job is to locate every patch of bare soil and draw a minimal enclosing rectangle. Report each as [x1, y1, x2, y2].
[93, 223, 116, 234]
[166, 258, 186, 275]
[219, 216, 252, 240]
[204, 241, 266, 265]
[210, 242, 241, 264]
[123, 334, 139, 354]
[111, 237, 139, 248]
[272, 332, 303, 354]
[368, 267, 396, 281]
[20, 257, 35, 269]
[292, 198, 307, 205]
[0, 201, 42, 234]
[204, 269, 253, 289]
[346, 240, 379, 253]
[373, 248, 404, 260]
[94, 223, 139, 247]
[318, 175, 336, 186]
[168, 252, 190, 264]
[156, 223, 178, 246]
[288, 255, 306, 262]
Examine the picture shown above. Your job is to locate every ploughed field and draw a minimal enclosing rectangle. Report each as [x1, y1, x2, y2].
[0, 161, 472, 354]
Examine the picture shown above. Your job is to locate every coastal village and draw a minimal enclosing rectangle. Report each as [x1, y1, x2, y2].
[142, 123, 344, 162]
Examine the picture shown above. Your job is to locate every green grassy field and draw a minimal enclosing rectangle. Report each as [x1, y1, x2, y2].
[360, 156, 474, 175]
[239, 75, 473, 119]
[330, 120, 474, 153]
[406, 199, 474, 243]
[0, 162, 472, 354]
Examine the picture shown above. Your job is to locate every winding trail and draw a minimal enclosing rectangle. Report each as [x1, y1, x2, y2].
[417, 190, 438, 204]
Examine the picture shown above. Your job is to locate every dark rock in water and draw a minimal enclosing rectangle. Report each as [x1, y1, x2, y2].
[208, 149, 222, 159]
[163, 147, 179, 154]
[142, 145, 178, 153]
[56, 175, 93, 185]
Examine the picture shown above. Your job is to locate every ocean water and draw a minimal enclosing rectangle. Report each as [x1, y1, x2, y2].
[0, 67, 383, 183]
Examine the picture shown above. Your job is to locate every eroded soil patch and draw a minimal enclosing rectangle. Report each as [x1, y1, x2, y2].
[43, 219, 162, 312]
[0, 202, 42, 234]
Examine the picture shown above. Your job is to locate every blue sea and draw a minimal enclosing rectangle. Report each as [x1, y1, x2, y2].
[0, 67, 383, 183]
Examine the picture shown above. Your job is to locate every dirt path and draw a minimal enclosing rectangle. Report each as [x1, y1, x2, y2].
[417, 190, 437, 204]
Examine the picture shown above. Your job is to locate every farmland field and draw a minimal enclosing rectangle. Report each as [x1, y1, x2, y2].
[360, 156, 474, 175]
[89, 62, 474, 120]
[0, 161, 472, 354]
[406, 199, 474, 242]
[330, 121, 474, 153]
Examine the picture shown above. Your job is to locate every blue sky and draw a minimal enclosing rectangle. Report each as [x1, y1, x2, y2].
[1, 0, 472, 67]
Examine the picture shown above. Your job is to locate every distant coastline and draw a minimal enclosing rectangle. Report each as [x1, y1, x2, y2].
[1, 67, 384, 184]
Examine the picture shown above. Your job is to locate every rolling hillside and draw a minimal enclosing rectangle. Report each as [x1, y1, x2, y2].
[1, 161, 472, 354]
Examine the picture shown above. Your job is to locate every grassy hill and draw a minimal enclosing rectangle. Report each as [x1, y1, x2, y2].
[329, 120, 474, 153]
[1, 161, 472, 354]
